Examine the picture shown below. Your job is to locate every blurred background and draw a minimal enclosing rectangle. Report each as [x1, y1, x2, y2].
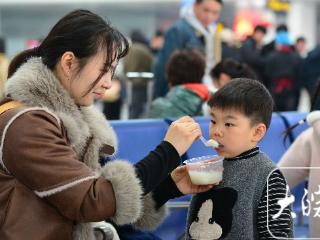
[0, 0, 318, 120]
[0, 0, 317, 58]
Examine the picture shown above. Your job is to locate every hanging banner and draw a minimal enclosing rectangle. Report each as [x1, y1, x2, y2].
[267, 0, 290, 12]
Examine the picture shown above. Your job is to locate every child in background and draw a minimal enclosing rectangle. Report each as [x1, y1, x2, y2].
[210, 58, 256, 90]
[186, 78, 293, 239]
[148, 49, 208, 119]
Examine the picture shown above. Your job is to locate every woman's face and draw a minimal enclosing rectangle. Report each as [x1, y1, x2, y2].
[62, 50, 117, 106]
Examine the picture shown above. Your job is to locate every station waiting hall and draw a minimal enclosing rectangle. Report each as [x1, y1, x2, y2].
[0, 0, 319, 239]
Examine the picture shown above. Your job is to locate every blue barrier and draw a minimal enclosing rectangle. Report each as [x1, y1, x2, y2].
[109, 112, 309, 239]
[259, 113, 290, 163]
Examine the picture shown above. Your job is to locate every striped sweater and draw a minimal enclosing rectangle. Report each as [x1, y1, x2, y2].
[257, 169, 292, 239]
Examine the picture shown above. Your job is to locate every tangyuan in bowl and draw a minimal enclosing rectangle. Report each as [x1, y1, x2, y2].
[184, 155, 224, 185]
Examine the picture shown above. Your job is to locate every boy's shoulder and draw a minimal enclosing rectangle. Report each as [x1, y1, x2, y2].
[254, 151, 277, 167]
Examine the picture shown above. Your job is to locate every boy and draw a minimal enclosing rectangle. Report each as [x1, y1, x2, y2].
[186, 79, 293, 239]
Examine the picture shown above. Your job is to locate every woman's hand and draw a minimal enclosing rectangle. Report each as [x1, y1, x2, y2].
[164, 116, 201, 156]
[171, 165, 213, 195]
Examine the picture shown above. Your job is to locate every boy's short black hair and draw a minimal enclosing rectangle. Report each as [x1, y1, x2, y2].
[208, 78, 274, 128]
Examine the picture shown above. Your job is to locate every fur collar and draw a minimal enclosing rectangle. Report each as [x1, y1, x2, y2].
[5, 57, 117, 170]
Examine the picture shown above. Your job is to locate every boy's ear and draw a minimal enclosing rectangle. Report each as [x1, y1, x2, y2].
[252, 123, 266, 142]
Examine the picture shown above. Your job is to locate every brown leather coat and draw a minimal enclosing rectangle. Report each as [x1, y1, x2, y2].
[0, 58, 166, 240]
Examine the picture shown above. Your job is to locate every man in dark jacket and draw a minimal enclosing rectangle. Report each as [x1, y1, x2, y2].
[153, 0, 223, 98]
[264, 31, 302, 111]
[240, 25, 267, 85]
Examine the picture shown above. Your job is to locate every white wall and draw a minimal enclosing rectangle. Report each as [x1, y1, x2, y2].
[288, 0, 318, 50]
[0, 2, 179, 58]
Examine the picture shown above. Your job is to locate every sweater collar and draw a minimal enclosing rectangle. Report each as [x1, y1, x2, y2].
[224, 147, 260, 161]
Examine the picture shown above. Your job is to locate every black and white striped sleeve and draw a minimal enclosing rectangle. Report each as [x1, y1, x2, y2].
[257, 169, 293, 239]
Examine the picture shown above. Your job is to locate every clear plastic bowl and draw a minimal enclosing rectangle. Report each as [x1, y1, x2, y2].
[184, 155, 224, 185]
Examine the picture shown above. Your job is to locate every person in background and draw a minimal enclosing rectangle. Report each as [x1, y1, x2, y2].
[0, 37, 9, 99]
[186, 79, 293, 239]
[210, 58, 256, 90]
[302, 45, 320, 109]
[101, 72, 125, 120]
[149, 29, 164, 56]
[0, 10, 213, 240]
[153, 0, 224, 98]
[278, 82, 320, 238]
[294, 36, 307, 58]
[220, 28, 241, 61]
[261, 24, 290, 57]
[264, 30, 302, 111]
[148, 49, 208, 119]
[239, 24, 267, 85]
[123, 29, 154, 118]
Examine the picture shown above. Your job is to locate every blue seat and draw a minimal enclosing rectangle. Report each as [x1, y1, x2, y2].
[259, 113, 290, 163]
[280, 111, 308, 139]
[110, 118, 168, 164]
[153, 195, 191, 239]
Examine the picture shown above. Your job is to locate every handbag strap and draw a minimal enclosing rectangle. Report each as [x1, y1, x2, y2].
[0, 101, 23, 115]
[0, 100, 23, 173]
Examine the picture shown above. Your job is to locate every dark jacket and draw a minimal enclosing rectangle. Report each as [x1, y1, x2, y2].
[264, 47, 302, 111]
[302, 46, 320, 108]
[240, 37, 265, 84]
[148, 83, 209, 119]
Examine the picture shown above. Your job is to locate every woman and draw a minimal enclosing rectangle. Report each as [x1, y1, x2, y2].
[0, 10, 212, 240]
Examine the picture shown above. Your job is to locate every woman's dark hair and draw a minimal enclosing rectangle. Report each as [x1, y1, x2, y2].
[166, 49, 205, 87]
[210, 58, 257, 82]
[8, 9, 129, 93]
[208, 78, 274, 128]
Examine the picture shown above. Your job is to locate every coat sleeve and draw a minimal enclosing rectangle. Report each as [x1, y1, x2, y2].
[133, 174, 183, 230]
[278, 128, 312, 188]
[1, 110, 143, 224]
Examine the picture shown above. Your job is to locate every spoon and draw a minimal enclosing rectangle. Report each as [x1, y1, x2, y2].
[199, 136, 219, 148]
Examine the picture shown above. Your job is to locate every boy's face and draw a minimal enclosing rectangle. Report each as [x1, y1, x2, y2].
[209, 107, 266, 158]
